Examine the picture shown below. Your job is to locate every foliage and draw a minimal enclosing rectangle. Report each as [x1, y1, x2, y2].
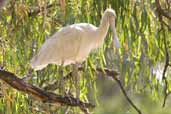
[0, 0, 171, 114]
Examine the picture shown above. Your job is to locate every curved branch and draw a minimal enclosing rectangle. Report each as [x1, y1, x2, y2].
[0, 70, 95, 111]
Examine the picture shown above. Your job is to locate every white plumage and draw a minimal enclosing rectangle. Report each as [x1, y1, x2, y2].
[31, 9, 120, 70]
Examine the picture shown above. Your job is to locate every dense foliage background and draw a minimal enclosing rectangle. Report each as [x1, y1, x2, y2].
[0, 0, 171, 114]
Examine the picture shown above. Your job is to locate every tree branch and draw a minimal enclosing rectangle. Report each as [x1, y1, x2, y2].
[0, 65, 142, 114]
[0, 69, 95, 112]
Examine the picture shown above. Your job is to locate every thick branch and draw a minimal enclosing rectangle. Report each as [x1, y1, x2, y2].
[0, 70, 95, 110]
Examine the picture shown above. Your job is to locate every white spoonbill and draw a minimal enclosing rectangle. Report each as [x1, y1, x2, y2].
[31, 8, 120, 70]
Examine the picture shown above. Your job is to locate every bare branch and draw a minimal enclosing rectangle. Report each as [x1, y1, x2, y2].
[0, 69, 95, 112]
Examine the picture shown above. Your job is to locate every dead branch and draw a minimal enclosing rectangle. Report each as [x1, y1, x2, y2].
[0, 66, 142, 114]
[0, 69, 95, 112]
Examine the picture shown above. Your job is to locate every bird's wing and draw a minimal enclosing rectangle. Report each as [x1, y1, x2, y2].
[31, 25, 83, 70]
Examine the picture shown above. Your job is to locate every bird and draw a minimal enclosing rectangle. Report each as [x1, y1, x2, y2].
[30, 8, 120, 99]
[30, 8, 120, 70]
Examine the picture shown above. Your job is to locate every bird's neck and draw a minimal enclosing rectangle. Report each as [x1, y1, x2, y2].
[97, 14, 110, 41]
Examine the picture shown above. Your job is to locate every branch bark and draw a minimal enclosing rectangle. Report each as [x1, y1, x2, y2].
[0, 69, 95, 112]
[0, 66, 142, 114]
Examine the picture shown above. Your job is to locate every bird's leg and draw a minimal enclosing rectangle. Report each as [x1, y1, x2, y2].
[22, 68, 33, 82]
[72, 63, 80, 102]
[60, 60, 65, 95]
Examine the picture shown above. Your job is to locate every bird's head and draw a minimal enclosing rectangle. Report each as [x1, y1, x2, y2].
[105, 9, 116, 17]
[105, 8, 120, 48]
[104, 9, 117, 23]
